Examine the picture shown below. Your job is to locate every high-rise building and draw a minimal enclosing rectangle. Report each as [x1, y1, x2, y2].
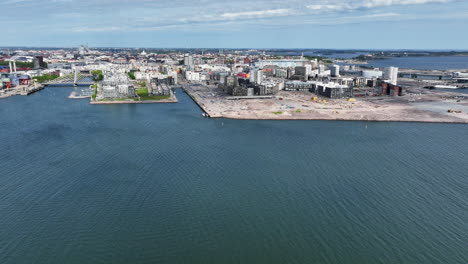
[331, 65, 340, 77]
[184, 54, 194, 67]
[249, 68, 263, 84]
[318, 64, 326, 74]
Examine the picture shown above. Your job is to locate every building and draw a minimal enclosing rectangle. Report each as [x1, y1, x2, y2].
[292, 66, 308, 80]
[380, 82, 403, 96]
[309, 81, 353, 99]
[285, 81, 315, 91]
[220, 75, 241, 95]
[249, 68, 263, 84]
[185, 71, 200, 81]
[255, 79, 283, 95]
[331, 65, 340, 77]
[150, 78, 172, 96]
[263, 65, 278, 77]
[383, 67, 398, 85]
[254, 59, 309, 68]
[318, 65, 326, 74]
[99, 71, 136, 99]
[184, 54, 194, 67]
[275, 69, 288, 78]
[362, 70, 383, 79]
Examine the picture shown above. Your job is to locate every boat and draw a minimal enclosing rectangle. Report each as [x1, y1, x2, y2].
[434, 85, 459, 89]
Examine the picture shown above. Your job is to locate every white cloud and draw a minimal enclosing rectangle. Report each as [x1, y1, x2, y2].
[3, 0, 460, 34]
[219, 9, 292, 19]
[306, 0, 451, 12]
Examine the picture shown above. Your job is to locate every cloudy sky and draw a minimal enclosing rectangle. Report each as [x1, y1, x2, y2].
[2, 0, 468, 49]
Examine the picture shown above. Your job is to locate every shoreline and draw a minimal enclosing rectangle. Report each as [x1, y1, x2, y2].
[182, 84, 468, 124]
[90, 98, 178, 104]
[215, 114, 468, 124]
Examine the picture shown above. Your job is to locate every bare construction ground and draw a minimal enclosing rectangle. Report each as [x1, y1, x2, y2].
[183, 84, 468, 123]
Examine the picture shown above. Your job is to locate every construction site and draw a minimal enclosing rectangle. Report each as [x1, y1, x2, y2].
[183, 82, 468, 124]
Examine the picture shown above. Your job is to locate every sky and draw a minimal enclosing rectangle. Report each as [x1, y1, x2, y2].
[2, 0, 468, 49]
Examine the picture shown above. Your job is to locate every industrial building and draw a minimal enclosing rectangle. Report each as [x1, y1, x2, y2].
[383, 67, 398, 85]
[0, 73, 31, 88]
[380, 82, 404, 96]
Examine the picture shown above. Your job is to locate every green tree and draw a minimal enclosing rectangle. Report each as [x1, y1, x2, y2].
[91, 70, 104, 82]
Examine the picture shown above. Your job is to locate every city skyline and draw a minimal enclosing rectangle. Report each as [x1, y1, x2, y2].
[3, 0, 468, 49]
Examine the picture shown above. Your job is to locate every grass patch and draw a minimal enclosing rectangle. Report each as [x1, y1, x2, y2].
[136, 88, 170, 100]
[136, 88, 149, 97]
[140, 95, 170, 101]
[273, 111, 283, 115]
[295, 109, 301, 113]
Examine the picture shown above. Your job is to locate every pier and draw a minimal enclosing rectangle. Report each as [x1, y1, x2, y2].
[180, 84, 222, 118]
[0, 84, 45, 99]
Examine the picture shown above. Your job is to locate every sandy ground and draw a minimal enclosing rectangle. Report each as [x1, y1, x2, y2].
[183, 84, 468, 124]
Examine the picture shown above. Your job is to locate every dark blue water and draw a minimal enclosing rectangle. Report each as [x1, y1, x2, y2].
[366, 56, 468, 70]
[266, 51, 368, 59]
[1, 88, 467, 264]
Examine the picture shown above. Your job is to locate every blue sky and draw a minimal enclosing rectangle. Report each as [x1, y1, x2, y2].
[2, 0, 468, 49]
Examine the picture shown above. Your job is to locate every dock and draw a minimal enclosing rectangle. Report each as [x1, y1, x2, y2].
[0, 85, 45, 99]
[180, 84, 222, 118]
[68, 91, 91, 99]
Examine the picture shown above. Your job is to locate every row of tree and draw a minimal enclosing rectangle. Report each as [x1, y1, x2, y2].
[32, 74, 60, 83]
[0, 61, 35, 68]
